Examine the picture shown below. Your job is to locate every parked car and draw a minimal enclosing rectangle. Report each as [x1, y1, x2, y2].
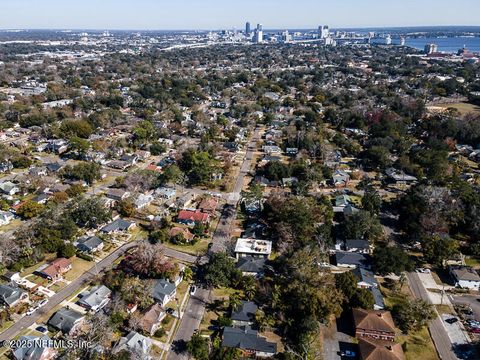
[35, 326, 48, 334]
[38, 299, 48, 308]
[190, 285, 197, 295]
[26, 307, 37, 316]
[445, 318, 458, 324]
[340, 350, 356, 357]
[469, 327, 480, 334]
[416, 268, 431, 274]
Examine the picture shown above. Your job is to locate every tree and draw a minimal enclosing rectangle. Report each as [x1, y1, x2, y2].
[186, 333, 209, 360]
[344, 210, 383, 241]
[69, 197, 112, 229]
[179, 149, 218, 186]
[392, 298, 436, 333]
[162, 165, 184, 185]
[16, 201, 44, 219]
[335, 271, 374, 309]
[60, 162, 101, 185]
[57, 242, 76, 258]
[119, 277, 154, 310]
[362, 188, 382, 215]
[124, 243, 179, 279]
[373, 245, 413, 275]
[59, 119, 94, 139]
[202, 253, 241, 288]
[422, 234, 459, 268]
[150, 141, 167, 156]
[116, 198, 136, 217]
[148, 229, 168, 244]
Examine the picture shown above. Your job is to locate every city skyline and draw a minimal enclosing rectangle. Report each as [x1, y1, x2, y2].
[1, 0, 479, 30]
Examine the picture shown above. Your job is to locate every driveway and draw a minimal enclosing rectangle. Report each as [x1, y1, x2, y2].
[451, 294, 480, 322]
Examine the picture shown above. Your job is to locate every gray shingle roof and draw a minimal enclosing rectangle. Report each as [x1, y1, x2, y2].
[335, 251, 370, 267]
[152, 279, 176, 303]
[231, 301, 258, 323]
[101, 218, 133, 233]
[48, 308, 84, 334]
[76, 236, 103, 252]
[0, 284, 25, 307]
[13, 335, 53, 360]
[77, 285, 111, 310]
[222, 326, 277, 354]
[236, 257, 266, 274]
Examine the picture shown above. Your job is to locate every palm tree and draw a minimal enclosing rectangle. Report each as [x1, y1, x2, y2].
[229, 292, 242, 311]
[242, 276, 257, 301]
[182, 267, 193, 283]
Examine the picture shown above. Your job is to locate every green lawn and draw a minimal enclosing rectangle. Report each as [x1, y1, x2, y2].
[164, 238, 210, 256]
[465, 257, 480, 268]
[437, 102, 480, 115]
[64, 256, 94, 282]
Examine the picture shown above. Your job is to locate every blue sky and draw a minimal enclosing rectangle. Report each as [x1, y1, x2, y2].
[1, 0, 479, 30]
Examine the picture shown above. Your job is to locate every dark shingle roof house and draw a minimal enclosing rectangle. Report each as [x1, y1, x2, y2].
[335, 251, 370, 268]
[345, 239, 370, 252]
[0, 284, 27, 307]
[236, 256, 266, 276]
[75, 236, 103, 252]
[231, 301, 258, 324]
[48, 308, 84, 335]
[101, 218, 135, 233]
[13, 335, 57, 360]
[222, 326, 277, 357]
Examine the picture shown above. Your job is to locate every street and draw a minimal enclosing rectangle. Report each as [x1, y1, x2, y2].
[407, 272, 459, 360]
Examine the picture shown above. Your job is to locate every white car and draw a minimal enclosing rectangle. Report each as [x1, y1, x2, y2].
[26, 308, 37, 316]
[416, 268, 431, 274]
[190, 285, 197, 295]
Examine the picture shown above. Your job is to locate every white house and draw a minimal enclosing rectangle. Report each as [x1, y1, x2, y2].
[234, 238, 272, 260]
[450, 266, 480, 290]
[0, 211, 14, 226]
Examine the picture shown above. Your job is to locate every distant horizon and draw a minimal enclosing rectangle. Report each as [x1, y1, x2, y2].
[1, 25, 480, 33]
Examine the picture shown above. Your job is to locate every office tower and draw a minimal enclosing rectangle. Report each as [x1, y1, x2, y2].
[400, 37, 405, 46]
[321, 25, 329, 39]
[385, 35, 392, 45]
[282, 30, 291, 43]
[246, 22, 251, 35]
[254, 24, 263, 43]
[424, 43, 438, 54]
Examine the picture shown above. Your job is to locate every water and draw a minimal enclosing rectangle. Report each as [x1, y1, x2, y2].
[404, 37, 480, 53]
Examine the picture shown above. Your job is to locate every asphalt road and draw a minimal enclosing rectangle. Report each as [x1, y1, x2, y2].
[210, 127, 261, 254]
[407, 272, 460, 360]
[0, 240, 142, 341]
[167, 287, 211, 360]
[0, 241, 200, 341]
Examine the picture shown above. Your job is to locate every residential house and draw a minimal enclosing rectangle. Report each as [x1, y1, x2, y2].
[0, 211, 14, 226]
[156, 187, 176, 200]
[231, 301, 258, 327]
[236, 256, 266, 277]
[450, 266, 480, 290]
[176, 193, 197, 209]
[75, 236, 104, 253]
[47, 308, 85, 335]
[0, 181, 20, 195]
[285, 148, 299, 156]
[107, 160, 131, 170]
[198, 197, 218, 214]
[46, 139, 68, 154]
[101, 218, 136, 234]
[77, 285, 111, 312]
[106, 188, 130, 202]
[169, 227, 195, 243]
[0, 161, 13, 173]
[177, 209, 210, 226]
[45, 163, 64, 173]
[138, 303, 166, 336]
[335, 194, 351, 207]
[13, 335, 57, 360]
[35, 258, 72, 281]
[352, 268, 385, 310]
[242, 198, 263, 214]
[31, 193, 49, 205]
[345, 239, 371, 254]
[332, 170, 350, 188]
[29, 167, 48, 177]
[152, 279, 177, 307]
[358, 338, 405, 360]
[113, 331, 152, 359]
[353, 309, 396, 341]
[222, 326, 277, 358]
[335, 251, 370, 269]
[262, 145, 282, 155]
[282, 177, 298, 188]
[0, 284, 28, 307]
[135, 150, 151, 161]
[234, 238, 272, 260]
[385, 168, 417, 186]
[135, 193, 154, 209]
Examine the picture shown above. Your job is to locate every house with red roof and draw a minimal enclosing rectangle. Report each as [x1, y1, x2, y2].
[177, 209, 210, 226]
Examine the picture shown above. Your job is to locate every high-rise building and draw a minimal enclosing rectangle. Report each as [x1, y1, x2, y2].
[400, 37, 406, 46]
[282, 30, 291, 43]
[318, 25, 329, 39]
[385, 35, 392, 45]
[254, 23, 263, 43]
[246, 22, 251, 35]
[424, 43, 438, 54]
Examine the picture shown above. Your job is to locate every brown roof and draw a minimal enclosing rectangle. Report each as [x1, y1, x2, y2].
[139, 304, 165, 334]
[358, 338, 405, 360]
[169, 227, 195, 241]
[199, 197, 218, 212]
[41, 258, 71, 278]
[353, 309, 396, 334]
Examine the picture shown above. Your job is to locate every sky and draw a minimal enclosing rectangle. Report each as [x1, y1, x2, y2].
[1, 0, 479, 30]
